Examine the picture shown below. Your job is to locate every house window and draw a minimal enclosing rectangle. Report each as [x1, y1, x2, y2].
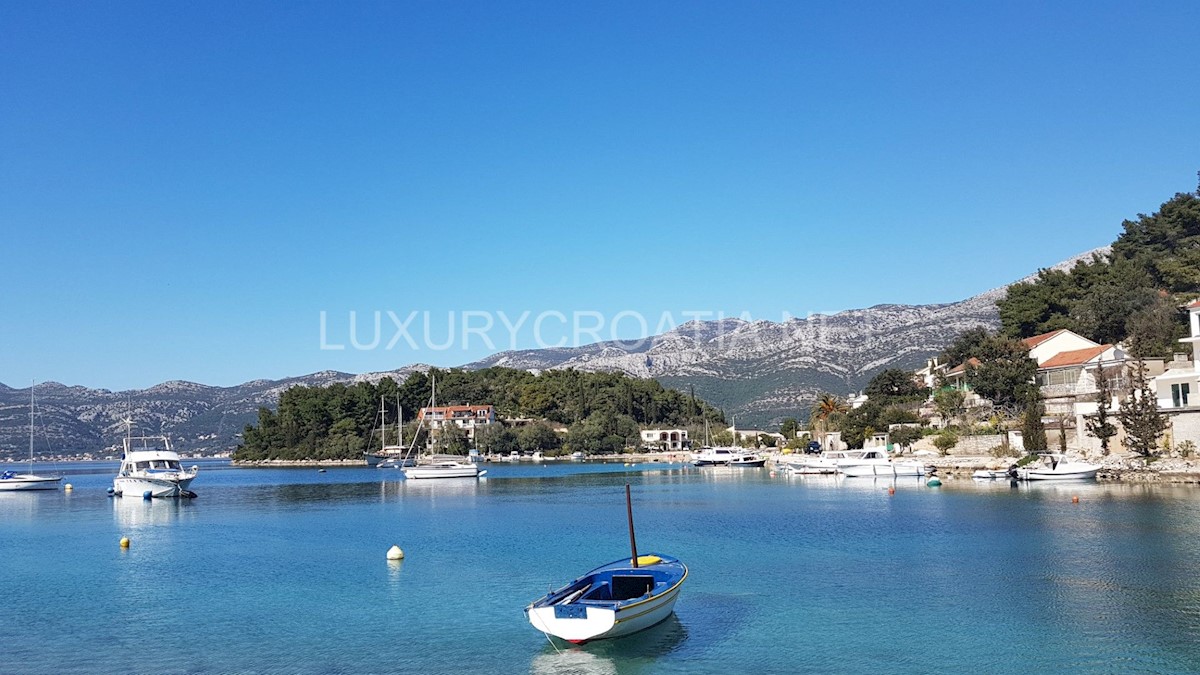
[1038, 369, 1081, 387]
[1172, 383, 1191, 408]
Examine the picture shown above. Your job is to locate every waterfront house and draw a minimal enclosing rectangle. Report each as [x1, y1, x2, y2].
[640, 429, 689, 451]
[417, 405, 496, 441]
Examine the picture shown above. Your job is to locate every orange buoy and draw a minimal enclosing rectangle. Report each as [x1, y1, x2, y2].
[888, 487, 896, 496]
[1072, 495, 1080, 504]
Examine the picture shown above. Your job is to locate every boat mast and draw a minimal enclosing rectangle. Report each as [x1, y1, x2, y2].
[380, 396, 387, 450]
[626, 483, 639, 568]
[397, 395, 402, 447]
[29, 380, 35, 472]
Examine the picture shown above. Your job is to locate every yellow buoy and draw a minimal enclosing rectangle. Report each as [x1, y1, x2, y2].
[386, 545, 404, 560]
[119, 537, 130, 549]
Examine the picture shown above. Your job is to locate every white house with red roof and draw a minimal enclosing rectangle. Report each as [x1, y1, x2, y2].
[1024, 329, 1104, 365]
[418, 404, 496, 441]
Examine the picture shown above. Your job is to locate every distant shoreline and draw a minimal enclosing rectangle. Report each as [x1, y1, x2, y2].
[231, 451, 694, 468]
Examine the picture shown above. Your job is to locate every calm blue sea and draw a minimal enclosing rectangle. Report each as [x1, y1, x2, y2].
[2, 460, 1199, 674]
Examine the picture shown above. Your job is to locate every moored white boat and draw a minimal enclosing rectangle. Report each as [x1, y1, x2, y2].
[402, 376, 483, 480]
[403, 459, 483, 479]
[972, 469, 1013, 480]
[0, 471, 62, 491]
[113, 434, 198, 498]
[1017, 454, 1100, 481]
[692, 447, 765, 467]
[0, 383, 62, 492]
[728, 451, 765, 467]
[786, 449, 866, 474]
[692, 446, 735, 466]
[839, 462, 928, 477]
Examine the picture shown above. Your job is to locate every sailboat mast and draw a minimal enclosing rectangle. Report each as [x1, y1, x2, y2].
[380, 397, 387, 449]
[626, 483, 639, 568]
[29, 381, 35, 471]
[397, 396, 402, 446]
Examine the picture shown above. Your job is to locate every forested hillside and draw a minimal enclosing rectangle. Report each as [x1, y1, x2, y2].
[234, 367, 725, 461]
[998, 186, 1200, 355]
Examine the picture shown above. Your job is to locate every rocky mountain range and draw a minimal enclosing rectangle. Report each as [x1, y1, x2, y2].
[0, 248, 1106, 457]
[470, 248, 1108, 425]
[0, 367, 425, 459]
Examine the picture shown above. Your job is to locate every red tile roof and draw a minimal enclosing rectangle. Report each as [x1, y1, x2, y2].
[1023, 329, 1067, 349]
[419, 405, 494, 418]
[946, 357, 980, 376]
[1038, 345, 1112, 369]
[1187, 298, 1200, 309]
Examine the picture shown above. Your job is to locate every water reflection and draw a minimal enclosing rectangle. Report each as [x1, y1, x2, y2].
[690, 466, 770, 485]
[376, 476, 484, 505]
[112, 495, 196, 529]
[530, 650, 617, 675]
[0, 492, 51, 521]
[386, 558, 405, 588]
[529, 614, 688, 675]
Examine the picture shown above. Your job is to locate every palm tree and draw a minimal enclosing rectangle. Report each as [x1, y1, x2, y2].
[809, 393, 849, 449]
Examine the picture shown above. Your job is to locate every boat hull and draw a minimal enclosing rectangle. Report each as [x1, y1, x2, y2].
[403, 464, 481, 479]
[839, 463, 927, 477]
[526, 553, 687, 643]
[1016, 456, 1101, 481]
[728, 459, 766, 467]
[114, 475, 196, 498]
[0, 475, 62, 491]
[1018, 467, 1099, 480]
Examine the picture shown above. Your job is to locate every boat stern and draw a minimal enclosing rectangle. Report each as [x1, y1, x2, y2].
[526, 604, 616, 643]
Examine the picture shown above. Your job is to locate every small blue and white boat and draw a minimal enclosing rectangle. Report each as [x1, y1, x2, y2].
[525, 553, 688, 644]
[525, 485, 687, 644]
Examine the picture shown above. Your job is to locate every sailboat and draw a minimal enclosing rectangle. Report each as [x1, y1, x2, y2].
[525, 484, 687, 643]
[691, 416, 765, 467]
[402, 375, 484, 480]
[0, 382, 63, 491]
[366, 396, 413, 468]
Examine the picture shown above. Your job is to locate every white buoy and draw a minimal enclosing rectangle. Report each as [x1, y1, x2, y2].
[64, 483, 73, 491]
[386, 545, 405, 560]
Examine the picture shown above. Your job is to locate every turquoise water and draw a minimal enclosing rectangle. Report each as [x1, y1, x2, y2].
[3, 461, 1200, 674]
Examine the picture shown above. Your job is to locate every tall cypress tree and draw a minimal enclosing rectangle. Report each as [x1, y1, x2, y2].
[1022, 401, 1048, 454]
[1118, 359, 1169, 457]
[1085, 364, 1118, 455]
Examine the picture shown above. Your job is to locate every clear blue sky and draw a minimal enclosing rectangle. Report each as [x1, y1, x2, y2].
[2, 0, 1198, 390]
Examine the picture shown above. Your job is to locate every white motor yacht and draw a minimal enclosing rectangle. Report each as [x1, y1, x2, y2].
[113, 435, 198, 498]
